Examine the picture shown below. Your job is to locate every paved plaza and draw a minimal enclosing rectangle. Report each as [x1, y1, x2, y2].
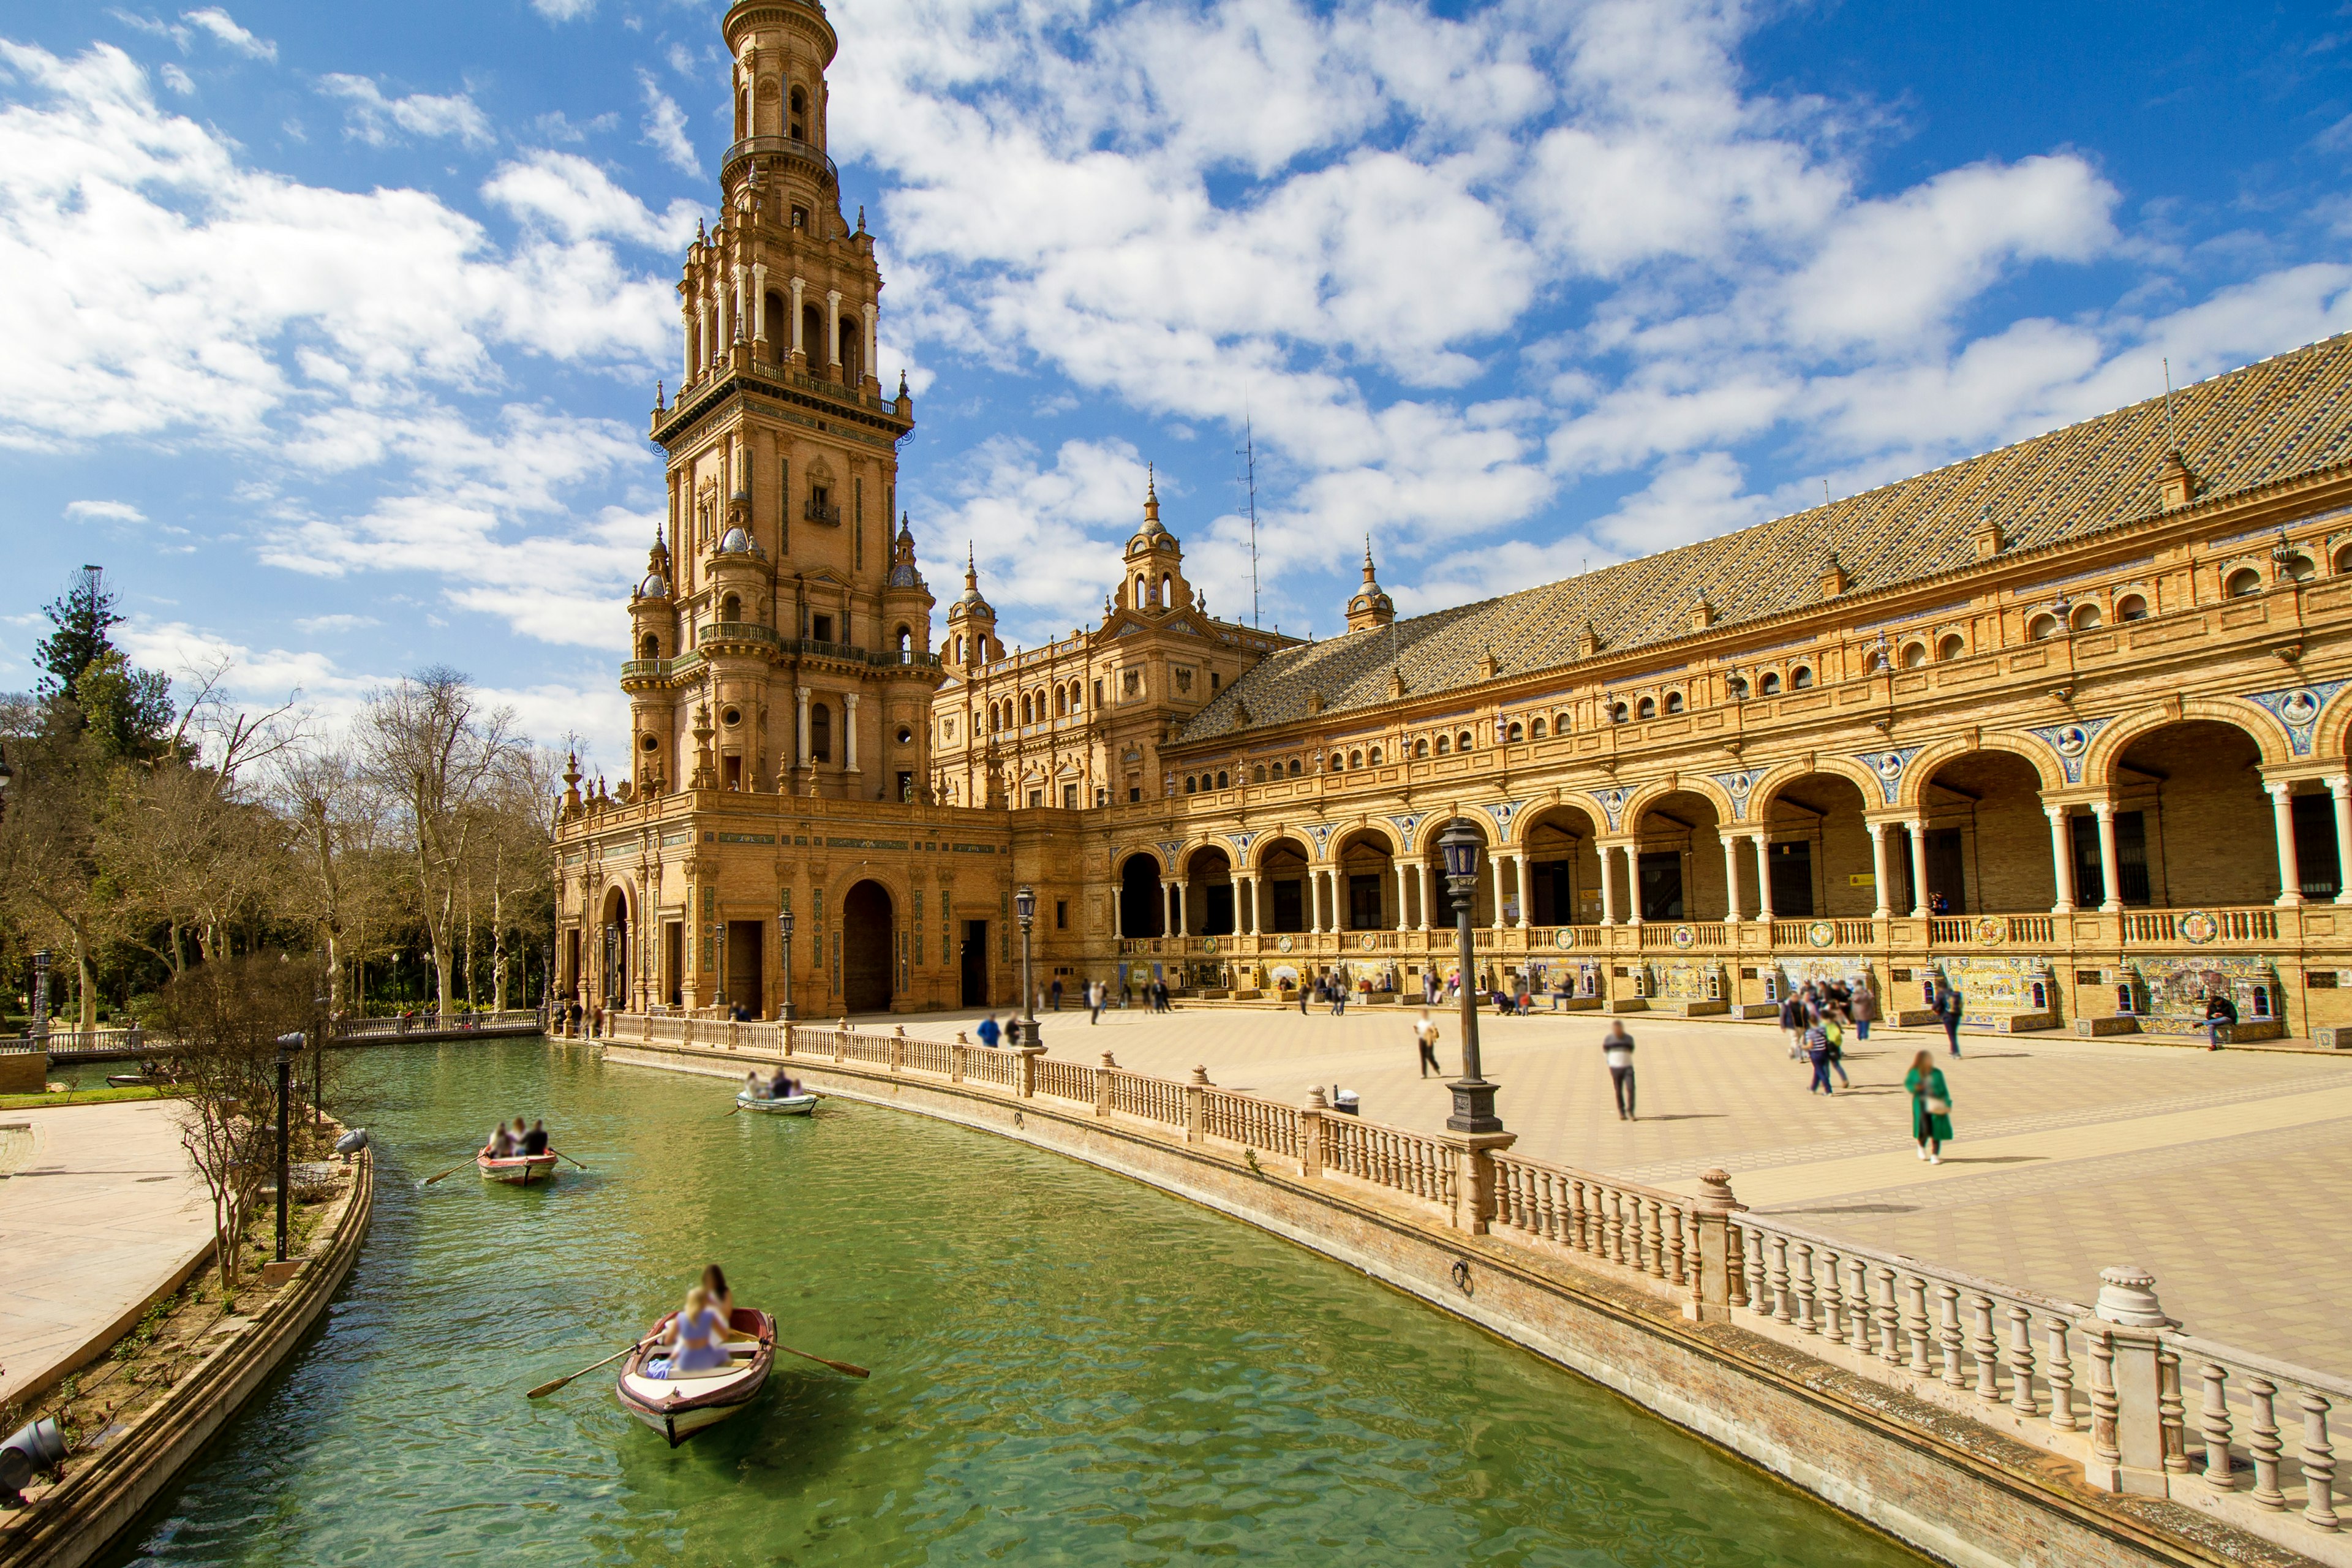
[870, 1002, 2352, 1379]
[0, 1100, 211, 1409]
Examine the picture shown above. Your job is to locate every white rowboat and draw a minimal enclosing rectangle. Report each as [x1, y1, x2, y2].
[736, 1091, 818, 1116]
[616, 1307, 775, 1446]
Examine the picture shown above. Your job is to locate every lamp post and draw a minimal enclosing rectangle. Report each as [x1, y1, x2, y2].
[311, 987, 326, 1138]
[273, 1030, 300, 1262]
[1014, 884, 1038, 1047]
[1438, 821, 1501, 1133]
[28, 950, 48, 1049]
[778, 907, 797, 1020]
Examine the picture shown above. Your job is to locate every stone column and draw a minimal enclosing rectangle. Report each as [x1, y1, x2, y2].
[1416, 862, 1432, 931]
[731, 263, 745, 342]
[843, 692, 861, 775]
[2046, 805, 2078, 913]
[1866, 821, 1893, 920]
[866, 304, 880, 384]
[2267, 782, 2305, 906]
[1598, 845, 1618, 925]
[789, 276, 805, 361]
[2334, 777, 2352, 906]
[1752, 834, 1774, 924]
[682, 297, 696, 380]
[1175, 878, 1190, 937]
[1906, 819, 1931, 919]
[795, 686, 810, 769]
[1490, 852, 1509, 932]
[1395, 862, 1412, 931]
[2092, 801, 2124, 913]
[751, 262, 767, 346]
[1689, 1169, 1741, 1323]
[826, 288, 843, 369]
[1721, 834, 1743, 923]
[1513, 854, 1531, 929]
[1112, 889, 1123, 939]
[1308, 869, 1323, 934]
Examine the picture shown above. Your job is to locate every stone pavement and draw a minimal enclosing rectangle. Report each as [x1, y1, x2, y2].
[0, 1099, 212, 1408]
[873, 1001, 2352, 1381]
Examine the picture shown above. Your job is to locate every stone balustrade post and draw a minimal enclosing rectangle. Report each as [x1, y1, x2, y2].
[1301, 1087, 1326, 1178]
[1185, 1065, 1209, 1144]
[2084, 1265, 2176, 1496]
[951, 1033, 967, 1084]
[727, 1020, 741, 1052]
[780, 1024, 796, 1058]
[1097, 1051, 1115, 1118]
[1442, 1129, 1516, 1234]
[889, 1025, 905, 1074]
[1016, 1044, 1046, 1098]
[1688, 1168, 1743, 1322]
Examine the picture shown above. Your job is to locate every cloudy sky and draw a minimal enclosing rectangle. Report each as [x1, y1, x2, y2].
[1, 0, 2348, 768]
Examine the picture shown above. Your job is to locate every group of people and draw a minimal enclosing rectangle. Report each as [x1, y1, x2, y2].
[646, 1264, 743, 1378]
[483, 1117, 550, 1158]
[741, 1066, 802, 1101]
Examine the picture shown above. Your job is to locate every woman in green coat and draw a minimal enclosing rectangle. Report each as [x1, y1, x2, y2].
[1906, 1050, 1952, 1163]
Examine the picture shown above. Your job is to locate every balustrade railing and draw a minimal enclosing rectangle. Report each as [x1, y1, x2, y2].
[1034, 1058, 1095, 1103]
[1321, 1117, 1454, 1207]
[2126, 907, 2280, 944]
[1491, 1153, 1698, 1303]
[1199, 1087, 1298, 1158]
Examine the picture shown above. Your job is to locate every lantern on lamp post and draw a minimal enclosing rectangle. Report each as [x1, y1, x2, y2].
[778, 905, 797, 1020]
[1014, 884, 1039, 1047]
[1438, 820, 1501, 1133]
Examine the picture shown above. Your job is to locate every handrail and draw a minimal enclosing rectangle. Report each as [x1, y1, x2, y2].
[722, 134, 839, 187]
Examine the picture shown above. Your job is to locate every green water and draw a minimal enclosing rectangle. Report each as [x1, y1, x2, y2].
[113, 1040, 1923, 1566]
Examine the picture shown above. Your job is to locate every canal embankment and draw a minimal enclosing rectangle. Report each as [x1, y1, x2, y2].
[606, 1017, 2331, 1568]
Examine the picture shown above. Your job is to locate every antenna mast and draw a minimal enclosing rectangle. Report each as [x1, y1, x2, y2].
[1240, 415, 1261, 629]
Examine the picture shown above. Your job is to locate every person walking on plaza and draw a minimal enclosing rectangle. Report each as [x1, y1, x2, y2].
[1414, 1009, 1442, 1077]
[1934, 979, 1963, 1057]
[1087, 980, 1102, 1025]
[1602, 1019, 1637, 1120]
[1803, 1019, 1834, 1095]
[2203, 987, 2237, 1050]
[1851, 983, 1877, 1042]
[1050, 978, 1062, 1011]
[1779, 989, 1806, 1060]
[1906, 1049, 1953, 1163]
[1298, 977, 1312, 1016]
[976, 1014, 1001, 1049]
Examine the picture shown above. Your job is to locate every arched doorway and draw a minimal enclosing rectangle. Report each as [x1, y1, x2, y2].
[1333, 829, 1395, 930]
[1918, 750, 2054, 914]
[1119, 853, 1165, 937]
[1759, 774, 1873, 918]
[1630, 791, 1725, 922]
[1184, 846, 1234, 935]
[1257, 836, 1312, 932]
[1419, 817, 1495, 928]
[843, 880, 894, 1013]
[1518, 804, 1603, 927]
[599, 886, 629, 1011]
[2111, 720, 2287, 906]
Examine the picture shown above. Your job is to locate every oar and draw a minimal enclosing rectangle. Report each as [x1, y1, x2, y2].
[526, 1338, 649, 1400]
[772, 1340, 869, 1379]
[419, 1156, 480, 1187]
[549, 1148, 591, 1173]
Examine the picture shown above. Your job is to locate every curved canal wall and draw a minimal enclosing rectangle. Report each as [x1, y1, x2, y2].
[609, 1025, 2316, 1568]
[0, 1148, 375, 1568]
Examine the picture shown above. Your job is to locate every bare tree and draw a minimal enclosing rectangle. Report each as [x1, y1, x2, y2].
[0, 731, 123, 1028]
[358, 669, 521, 1015]
[151, 954, 318, 1295]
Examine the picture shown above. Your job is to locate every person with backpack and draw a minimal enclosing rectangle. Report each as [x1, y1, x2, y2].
[1934, 979, 1963, 1058]
[1803, 1020, 1835, 1095]
[1821, 1008, 1851, 1087]
[2204, 987, 2237, 1050]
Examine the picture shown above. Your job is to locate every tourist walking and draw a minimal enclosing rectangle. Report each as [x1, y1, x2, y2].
[976, 1014, 1001, 1048]
[1934, 980, 1963, 1057]
[1601, 1019, 1637, 1120]
[1330, 974, 1346, 1016]
[1050, 978, 1063, 1011]
[2203, 987, 2237, 1050]
[1298, 978, 1311, 1016]
[1906, 1049, 1953, 1163]
[1822, 1009, 1850, 1087]
[1414, 1009, 1441, 1077]
[1779, 990, 1806, 1060]
[1851, 984, 1877, 1041]
[1803, 1021, 1834, 1095]
[1088, 981, 1104, 1025]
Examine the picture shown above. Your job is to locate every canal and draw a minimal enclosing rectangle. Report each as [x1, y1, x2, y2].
[114, 1039, 1923, 1566]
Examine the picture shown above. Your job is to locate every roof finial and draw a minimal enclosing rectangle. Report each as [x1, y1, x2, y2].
[1143, 463, 1161, 526]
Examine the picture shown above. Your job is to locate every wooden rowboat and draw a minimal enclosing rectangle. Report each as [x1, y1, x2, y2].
[735, 1090, 818, 1116]
[477, 1150, 560, 1185]
[616, 1307, 775, 1446]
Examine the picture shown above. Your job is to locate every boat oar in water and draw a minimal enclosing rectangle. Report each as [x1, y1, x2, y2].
[418, 1158, 478, 1188]
[774, 1341, 868, 1379]
[549, 1148, 591, 1173]
[526, 1339, 648, 1400]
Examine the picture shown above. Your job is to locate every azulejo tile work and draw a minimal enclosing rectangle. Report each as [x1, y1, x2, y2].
[556, 0, 2352, 1050]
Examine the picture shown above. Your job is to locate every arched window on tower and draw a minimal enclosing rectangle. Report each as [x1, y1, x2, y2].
[810, 701, 832, 763]
[736, 87, 748, 140]
[788, 85, 807, 141]
[1020, 693, 1033, 725]
[1161, 571, 1172, 605]
[840, 313, 864, 384]
[721, 594, 741, 622]
[896, 624, 913, 657]
[764, 290, 785, 345]
[639, 634, 658, 660]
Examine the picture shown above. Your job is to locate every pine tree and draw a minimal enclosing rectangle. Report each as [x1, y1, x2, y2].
[35, 565, 123, 699]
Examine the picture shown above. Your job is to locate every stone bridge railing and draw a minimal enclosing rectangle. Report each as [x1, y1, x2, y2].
[611, 1008, 2348, 1565]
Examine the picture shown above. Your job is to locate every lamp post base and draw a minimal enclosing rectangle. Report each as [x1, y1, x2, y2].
[1446, 1076, 1502, 1134]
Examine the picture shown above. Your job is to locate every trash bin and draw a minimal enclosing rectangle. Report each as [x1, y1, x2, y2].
[1333, 1090, 1360, 1117]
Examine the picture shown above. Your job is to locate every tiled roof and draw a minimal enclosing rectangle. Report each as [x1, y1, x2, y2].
[1178, 331, 2352, 744]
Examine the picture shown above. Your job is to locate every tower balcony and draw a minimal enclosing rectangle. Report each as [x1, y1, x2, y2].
[697, 620, 783, 655]
[722, 135, 838, 192]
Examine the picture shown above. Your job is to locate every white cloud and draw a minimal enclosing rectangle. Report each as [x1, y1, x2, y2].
[291, 613, 377, 633]
[482, 149, 699, 247]
[638, 70, 696, 176]
[530, 0, 595, 21]
[318, 74, 495, 151]
[160, 61, 192, 94]
[181, 7, 273, 61]
[66, 498, 146, 522]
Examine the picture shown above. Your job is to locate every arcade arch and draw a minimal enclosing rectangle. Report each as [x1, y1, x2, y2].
[842, 880, 892, 1014]
[1181, 845, 1235, 936]
[1117, 851, 1166, 938]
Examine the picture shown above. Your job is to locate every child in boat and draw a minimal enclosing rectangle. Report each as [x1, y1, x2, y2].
[656, 1286, 729, 1376]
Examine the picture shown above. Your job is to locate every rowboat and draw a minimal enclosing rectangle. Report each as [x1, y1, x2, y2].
[477, 1150, 560, 1185]
[616, 1307, 775, 1446]
[735, 1090, 818, 1116]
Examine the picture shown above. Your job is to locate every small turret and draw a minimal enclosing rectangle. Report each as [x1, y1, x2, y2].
[1346, 536, 1394, 631]
[1119, 467, 1191, 614]
[944, 542, 998, 668]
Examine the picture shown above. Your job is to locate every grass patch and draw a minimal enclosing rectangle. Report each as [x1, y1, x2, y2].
[0, 1084, 179, 1110]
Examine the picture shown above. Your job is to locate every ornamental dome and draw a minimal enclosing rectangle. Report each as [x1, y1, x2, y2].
[717, 525, 764, 558]
[638, 571, 670, 598]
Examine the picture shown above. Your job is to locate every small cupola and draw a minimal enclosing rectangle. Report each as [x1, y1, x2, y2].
[1119, 467, 1190, 612]
[1346, 537, 1395, 631]
[886, 513, 925, 590]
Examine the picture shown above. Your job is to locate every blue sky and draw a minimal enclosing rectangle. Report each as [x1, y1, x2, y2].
[1, 0, 2348, 771]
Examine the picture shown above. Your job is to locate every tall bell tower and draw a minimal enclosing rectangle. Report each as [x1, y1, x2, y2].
[626, 0, 936, 807]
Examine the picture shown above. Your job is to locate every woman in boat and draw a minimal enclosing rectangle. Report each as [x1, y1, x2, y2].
[657, 1286, 729, 1376]
[743, 1069, 764, 1099]
[486, 1122, 516, 1158]
[701, 1264, 735, 1321]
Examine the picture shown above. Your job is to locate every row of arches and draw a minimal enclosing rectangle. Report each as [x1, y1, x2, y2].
[982, 678, 1089, 734]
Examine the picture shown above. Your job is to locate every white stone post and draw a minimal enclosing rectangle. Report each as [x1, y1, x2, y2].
[1175, 878, 1190, 937]
[2334, 777, 2352, 906]
[731, 263, 746, 341]
[1721, 834, 1743, 923]
[1599, 845, 1619, 926]
[1752, 834, 1774, 924]
[682, 298, 696, 380]
[1112, 890, 1123, 940]
[826, 288, 843, 368]
[1490, 851, 1509, 932]
[1513, 854, 1531, 929]
[1906, 818, 1932, 919]
[843, 692, 861, 774]
[751, 262, 767, 345]
[2093, 801, 2124, 913]
[865, 304, 880, 383]
[1158, 880, 1172, 937]
[1866, 820, 1893, 920]
[789, 276, 805, 361]
[795, 686, 810, 767]
[2267, 782, 2305, 906]
[1416, 862, 1432, 932]
[2046, 805, 2078, 913]
[1395, 862, 1411, 931]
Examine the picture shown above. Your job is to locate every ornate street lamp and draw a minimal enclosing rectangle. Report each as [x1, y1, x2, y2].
[1438, 820, 1501, 1134]
[778, 907, 797, 1021]
[1015, 884, 1039, 1047]
[273, 1030, 301, 1262]
[28, 951, 48, 1047]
